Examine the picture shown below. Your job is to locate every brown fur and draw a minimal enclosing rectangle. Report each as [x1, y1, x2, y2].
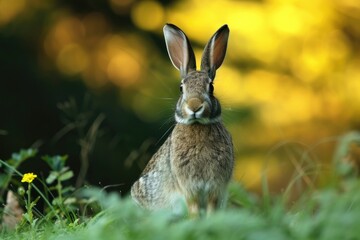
[171, 123, 233, 213]
[131, 24, 234, 216]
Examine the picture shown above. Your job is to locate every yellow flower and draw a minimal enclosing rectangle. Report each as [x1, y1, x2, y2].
[21, 173, 37, 183]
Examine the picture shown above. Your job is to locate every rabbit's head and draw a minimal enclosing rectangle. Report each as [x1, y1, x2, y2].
[163, 24, 229, 125]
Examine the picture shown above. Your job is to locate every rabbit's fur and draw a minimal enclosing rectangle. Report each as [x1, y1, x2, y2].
[131, 24, 234, 216]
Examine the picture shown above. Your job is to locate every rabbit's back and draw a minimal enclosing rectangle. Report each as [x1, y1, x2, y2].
[131, 138, 179, 209]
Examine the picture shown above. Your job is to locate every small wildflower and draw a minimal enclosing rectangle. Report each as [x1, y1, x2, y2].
[21, 173, 37, 183]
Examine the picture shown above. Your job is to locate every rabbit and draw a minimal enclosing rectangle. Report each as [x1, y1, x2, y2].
[131, 23, 234, 217]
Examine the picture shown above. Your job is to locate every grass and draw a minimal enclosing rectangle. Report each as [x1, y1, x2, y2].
[2, 183, 360, 240]
[1, 131, 360, 240]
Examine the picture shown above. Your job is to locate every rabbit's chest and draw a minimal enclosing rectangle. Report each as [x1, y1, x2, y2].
[170, 123, 233, 193]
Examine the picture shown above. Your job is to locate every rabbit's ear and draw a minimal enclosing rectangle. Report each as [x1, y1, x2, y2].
[201, 25, 229, 80]
[163, 24, 196, 78]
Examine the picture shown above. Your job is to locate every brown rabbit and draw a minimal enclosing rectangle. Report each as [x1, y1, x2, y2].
[131, 24, 234, 216]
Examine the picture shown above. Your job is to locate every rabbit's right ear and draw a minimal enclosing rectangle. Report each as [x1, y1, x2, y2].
[163, 24, 196, 78]
[201, 25, 229, 81]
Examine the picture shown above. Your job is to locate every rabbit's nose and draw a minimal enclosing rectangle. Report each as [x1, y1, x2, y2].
[187, 98, 204, 113]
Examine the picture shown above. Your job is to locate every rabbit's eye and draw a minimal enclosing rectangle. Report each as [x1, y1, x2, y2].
[209, 83, 214, 94]
[179, 85, 183, 93]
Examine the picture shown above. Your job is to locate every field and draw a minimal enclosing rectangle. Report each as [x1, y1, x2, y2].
[1, 0, 360, 239]
[1, 146, 360, 240]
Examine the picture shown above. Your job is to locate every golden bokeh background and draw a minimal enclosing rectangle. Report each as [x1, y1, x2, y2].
[1, 0, 360, 195]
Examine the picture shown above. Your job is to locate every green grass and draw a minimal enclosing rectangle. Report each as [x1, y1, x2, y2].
[2, 138, 360, 240]
[1, 182, 360, 240]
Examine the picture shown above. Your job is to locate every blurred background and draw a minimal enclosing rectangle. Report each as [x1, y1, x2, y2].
[1, 0, 360, 197]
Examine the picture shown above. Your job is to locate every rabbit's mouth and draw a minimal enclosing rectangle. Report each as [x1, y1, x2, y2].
[175, 97, 221, 125]
[177, 99, 209, 124]
[175, 113, 221, 125]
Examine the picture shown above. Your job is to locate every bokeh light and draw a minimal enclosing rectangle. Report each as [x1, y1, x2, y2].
[0, 0, 26, 26]
[57, 43, 89, 75]
[131, 1, 164, 31]
[2, 0, 360, 194]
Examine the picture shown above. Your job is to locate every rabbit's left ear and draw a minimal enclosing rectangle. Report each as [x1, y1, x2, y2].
[163, 24, 197, 78]
[201, 25, 229, 80]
